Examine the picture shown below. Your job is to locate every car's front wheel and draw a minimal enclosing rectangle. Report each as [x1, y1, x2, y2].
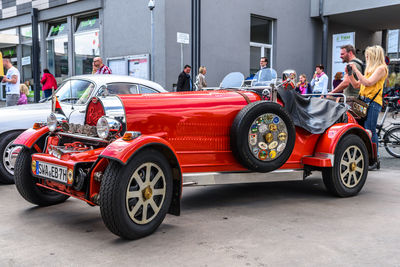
[0, 131, 23, 184]
[100, 149, 173, 240]
[14, 148, 70, 206]
[322, 134, 368, 197]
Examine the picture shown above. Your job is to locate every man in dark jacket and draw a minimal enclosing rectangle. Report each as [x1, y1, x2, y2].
[176, 65, 192, 91]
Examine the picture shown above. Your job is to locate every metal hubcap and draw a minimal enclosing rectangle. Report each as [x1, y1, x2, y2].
[2, 140, 21, 175]
[350, 162, 356, 172]
[126, 162, 166, 225]
[340, 145, 364, 188]
[142, 186, 153, 200]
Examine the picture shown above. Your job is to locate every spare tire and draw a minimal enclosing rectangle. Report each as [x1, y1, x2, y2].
[231, 101, 296, 172]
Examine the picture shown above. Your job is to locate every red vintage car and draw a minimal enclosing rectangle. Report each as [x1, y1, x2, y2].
[12, 86, 376, 239]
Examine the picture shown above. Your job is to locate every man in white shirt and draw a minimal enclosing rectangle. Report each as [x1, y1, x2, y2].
[2, 58, 20, 107]
[310, 64, 329, 95]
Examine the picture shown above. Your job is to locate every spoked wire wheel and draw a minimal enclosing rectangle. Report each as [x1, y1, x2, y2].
[322, 134, 368, 197]
[384, 126, 400, 158]
[100, 149, 173, 240]
[339, 145, 365, 188]
[126, 163, 166, 225]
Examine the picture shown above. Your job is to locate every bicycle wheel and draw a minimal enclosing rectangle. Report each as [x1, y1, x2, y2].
[384, 126, 400, 158]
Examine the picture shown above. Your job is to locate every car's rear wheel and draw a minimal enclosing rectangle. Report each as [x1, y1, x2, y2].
[0, 131, 23, 184]
[322, 134, 368, 197]
[100, 149, 173, 240]
[230, 101, 296, 172]
[14, 148, 70, 206]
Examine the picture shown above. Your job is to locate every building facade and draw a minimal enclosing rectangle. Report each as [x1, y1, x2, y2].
[1, 0, 400, 100]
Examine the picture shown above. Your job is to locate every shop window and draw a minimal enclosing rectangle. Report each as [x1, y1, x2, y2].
[74, 14, 100, 75]
[386, 29, 400, 91]
[20, 25, 41, 84]
[249, 15, 273, 76]
[46, 21, 69, 80]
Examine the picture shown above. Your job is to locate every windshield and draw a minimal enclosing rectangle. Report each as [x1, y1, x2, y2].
[220, 72, 245, 88]
[252, 68, 277, 86]
[55, 79, 96, 104]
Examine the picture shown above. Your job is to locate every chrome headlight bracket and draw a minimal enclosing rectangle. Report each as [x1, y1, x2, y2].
[96, 116, 122, 139]
[47, 113, 67, 132]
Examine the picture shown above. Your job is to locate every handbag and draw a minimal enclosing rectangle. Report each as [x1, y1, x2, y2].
[349, 89, 381, 119]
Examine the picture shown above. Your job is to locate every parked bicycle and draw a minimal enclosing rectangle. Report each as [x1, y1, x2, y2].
[377, 96, 400, 159]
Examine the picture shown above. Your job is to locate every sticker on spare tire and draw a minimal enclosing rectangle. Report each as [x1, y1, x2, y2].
[247, 113, 288, 162]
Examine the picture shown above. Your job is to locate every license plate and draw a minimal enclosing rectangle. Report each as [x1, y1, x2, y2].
[35, 161, 68, 184]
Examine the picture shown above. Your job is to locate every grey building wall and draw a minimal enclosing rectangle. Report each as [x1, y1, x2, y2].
[102, 0, 167, 88]
[164, 0, 322, 89]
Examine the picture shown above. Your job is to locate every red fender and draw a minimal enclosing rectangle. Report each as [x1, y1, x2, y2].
[13, 126, 49, 149]
[303, 123, 374, 167]
[100, 135, 180, 165]
[100, 135, 182, 216]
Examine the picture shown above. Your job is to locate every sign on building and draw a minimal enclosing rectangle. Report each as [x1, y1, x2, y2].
[177, 32, 190, 44]
[332, 32, 355, 88]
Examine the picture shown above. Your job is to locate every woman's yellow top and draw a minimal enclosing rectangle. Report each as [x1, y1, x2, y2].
[359, 69, 387, 106]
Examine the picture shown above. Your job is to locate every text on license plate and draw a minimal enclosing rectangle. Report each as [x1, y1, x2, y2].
[35, 161, 68, 184]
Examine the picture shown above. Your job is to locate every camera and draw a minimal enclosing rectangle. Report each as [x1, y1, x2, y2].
[346, 64, 353, 76]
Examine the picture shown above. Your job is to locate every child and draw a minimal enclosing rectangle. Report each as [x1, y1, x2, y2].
[295, 74, 312, 95]
[18, 83, 29, 105]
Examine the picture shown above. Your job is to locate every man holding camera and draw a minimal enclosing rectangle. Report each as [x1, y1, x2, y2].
[331, 44, 364, 97]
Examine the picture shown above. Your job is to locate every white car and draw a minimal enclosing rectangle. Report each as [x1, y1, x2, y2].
[0, 75, 166, 184]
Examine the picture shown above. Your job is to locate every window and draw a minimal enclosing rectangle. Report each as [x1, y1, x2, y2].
[47, 21, 69, 80]
[250, 15, 273, 76]
[103, 83, 138, 95]
[55, 79, 95, 104]
[139, 85, 157, 94]
[74, 14, 100, 75]
[20, 25, 41, 83]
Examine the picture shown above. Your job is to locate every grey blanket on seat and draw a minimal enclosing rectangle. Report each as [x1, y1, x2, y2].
[277, 87, 348, 134]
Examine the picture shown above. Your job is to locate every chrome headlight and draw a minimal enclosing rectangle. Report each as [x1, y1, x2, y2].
[96, 116, 121, 139]
[47, 113, 58, 132]
[47, 113, 67, 132]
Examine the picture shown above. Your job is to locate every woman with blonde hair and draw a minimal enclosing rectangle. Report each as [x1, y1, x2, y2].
[349, 45, 388, 169]
[195, 66, 207, 90]
[18, 83, 29, 105]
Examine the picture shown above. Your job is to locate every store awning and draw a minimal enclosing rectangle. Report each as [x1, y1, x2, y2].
[327, 4, 400, 31]
[0, 33, 18, 48]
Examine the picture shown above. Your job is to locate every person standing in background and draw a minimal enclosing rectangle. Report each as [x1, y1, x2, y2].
[195, 66, 207, 90]
[177, 65, 192, 91]
[259, 57, 268, 70]
[18, 83, 29, 105]
[310, 64, 329, 95]
[92, 57, 112, 74]
[332, 72, 343, 89]
[40, 69, 58, 98]
[331, 44, 363, 97]
[295, 74, 312, 95]
[1, 58, 20, 107]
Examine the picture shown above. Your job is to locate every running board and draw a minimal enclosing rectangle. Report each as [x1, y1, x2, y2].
[182, 169, 304, 186]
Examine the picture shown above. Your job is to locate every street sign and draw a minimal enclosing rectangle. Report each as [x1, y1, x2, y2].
[22, 56, 31, 66]
[177, 32, 190, 44]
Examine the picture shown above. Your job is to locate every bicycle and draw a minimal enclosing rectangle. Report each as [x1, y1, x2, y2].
[377, 96, 400, 159]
